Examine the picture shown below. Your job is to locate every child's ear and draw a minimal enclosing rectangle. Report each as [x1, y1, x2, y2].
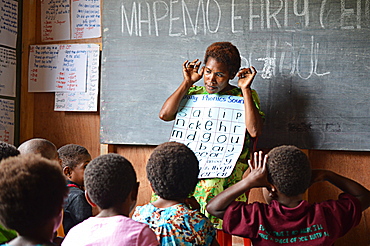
[85, 190, 97, 207]
[63, 166, 71, 177]
[269, 184, 278, 198]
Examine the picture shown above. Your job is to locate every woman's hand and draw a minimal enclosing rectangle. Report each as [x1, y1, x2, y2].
[182, 59, 204, 85]
[237, 66, 257, 90]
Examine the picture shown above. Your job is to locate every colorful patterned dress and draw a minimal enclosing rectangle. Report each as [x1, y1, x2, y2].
[132, 203, 216, 245]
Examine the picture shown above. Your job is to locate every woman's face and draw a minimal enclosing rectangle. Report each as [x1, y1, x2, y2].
[203, 57, 234, 94]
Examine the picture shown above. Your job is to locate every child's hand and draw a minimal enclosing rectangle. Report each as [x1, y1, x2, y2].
[237, 66, 257, 90]
[310, 169, 330, 185]
[247, 151, 269, 188]
[183, 59, 204, 84]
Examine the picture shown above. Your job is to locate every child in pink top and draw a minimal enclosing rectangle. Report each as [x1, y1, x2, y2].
[62, 153, 158, 246]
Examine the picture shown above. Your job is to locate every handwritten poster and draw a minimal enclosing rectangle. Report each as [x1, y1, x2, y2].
[0, 98, 15, 144]
[0, 0, 18, 48]
[41, 0, 101, 41]
[41, 0, 70, 41]
[54, 44, 99, 111]
[71, 0, 101, 39]
[28, 44, 90, 92]
[170, 95, 246, 179]
[0, 47, 16, 97]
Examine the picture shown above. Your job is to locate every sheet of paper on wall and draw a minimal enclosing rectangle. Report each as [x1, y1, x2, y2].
[169, 94, 246, 179]
[54, 44, 99, 111]
[0, 0, 18, 48]
[28, 44, 88, 92]
[0, 98, 15, 144]
[0, 47, 16, 97]
[41, 0, 70, 42]
[71, 0, 101, 39]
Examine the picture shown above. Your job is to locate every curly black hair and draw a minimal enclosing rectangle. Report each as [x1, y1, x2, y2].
[0, 141, 20, 161]
[267, 145, 311, 197]
[147, 142, 199, 200]
[84, 153, 137, 209]
[18, 138, 57, 160]
[0, 154, 67, 235]
[58, 144, 91, 169]
[204, 42, 241, 77]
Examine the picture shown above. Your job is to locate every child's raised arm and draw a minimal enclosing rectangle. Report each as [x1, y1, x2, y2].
[206, 151, 269, 219]
[159, 59, 204, 121]
[311, 169, 370, 211]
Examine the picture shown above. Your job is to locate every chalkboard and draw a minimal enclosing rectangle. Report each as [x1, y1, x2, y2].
[101, 0, 370, 151]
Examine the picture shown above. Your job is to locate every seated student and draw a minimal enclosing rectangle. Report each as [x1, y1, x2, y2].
[18, 138, 58, 160]
[58, 144, 92, 234]
[132, 142, 218, 246]
[0, 154, 67, 246]
[0, 141, 20, 244]
[62, 153, 159, 246]
[207, 145, 370, 245]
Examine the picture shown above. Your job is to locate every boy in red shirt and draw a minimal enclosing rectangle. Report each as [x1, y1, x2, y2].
[207, 145, 370, 245]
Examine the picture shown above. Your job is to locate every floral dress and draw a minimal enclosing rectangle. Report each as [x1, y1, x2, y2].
[132, 203, 216, 246]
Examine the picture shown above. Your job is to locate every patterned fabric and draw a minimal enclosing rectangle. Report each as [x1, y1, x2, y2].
[187, 85, 264, 229]
[132, 203, 216, 246]
[0, 225, 16, 244]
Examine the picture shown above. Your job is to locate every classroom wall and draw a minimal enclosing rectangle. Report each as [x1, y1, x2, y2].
[20, 1, 369, 245]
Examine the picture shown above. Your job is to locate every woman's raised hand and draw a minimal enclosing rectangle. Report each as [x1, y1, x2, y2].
[182, 59, 204, 85]
[237, 66, 257, 90]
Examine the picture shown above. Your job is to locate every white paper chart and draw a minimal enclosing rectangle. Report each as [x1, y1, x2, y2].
[41, 0, 101, 41]
[28, 44, 91, 92]
[0, 47, 16, 97]
[0, 98, 15, 144]
[0, 0, 18, 48]
[54, 44, 100, 111]
[170, 94, 246, 179]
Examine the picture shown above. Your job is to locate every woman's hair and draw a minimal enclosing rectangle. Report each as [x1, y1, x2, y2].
[267, 145, 311, 197]
[0, 154, 67, 235]
[204, 42, 241, 76]
[58, 144, 90, 169]
[84, 153, 137, 209]
[0, 141, 19, 161]
[147, 142, 199, 200]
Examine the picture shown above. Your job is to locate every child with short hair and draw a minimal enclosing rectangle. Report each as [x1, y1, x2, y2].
[132, 142, 218, 245]
[207, 145, 370, 245]
[58, 144, 92, 234]
[62, 153, 159, 246]
[0, 154, 67, 246]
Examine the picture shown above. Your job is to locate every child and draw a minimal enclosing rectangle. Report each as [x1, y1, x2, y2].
[0, 141, 19, 244]
[58, 144, 92, 234]
[62, 153, 159, 246]
[0, 154, 67, 246]
[132, 142, 218, 245]
[159, 42, 264, 228]
[18, 138, 58, 160]
[206, 145, 370, 245]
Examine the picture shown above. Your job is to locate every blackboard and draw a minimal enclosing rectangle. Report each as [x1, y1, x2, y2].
[100, 0, 370, 151]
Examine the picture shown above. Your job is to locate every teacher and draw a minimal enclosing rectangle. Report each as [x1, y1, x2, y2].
[159, 42, 264, 229]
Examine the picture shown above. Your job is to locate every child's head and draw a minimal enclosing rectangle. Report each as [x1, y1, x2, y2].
[266, 145, 311, 198]
[18, 138, 58, 160]
[84, 153, 137, 211]
[0, 141, 19, 161]
[147, 142, 199, 201]
[58, 144, 91, 186]
[0, 154, 67, 239]
[204, 42, 241, 77]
